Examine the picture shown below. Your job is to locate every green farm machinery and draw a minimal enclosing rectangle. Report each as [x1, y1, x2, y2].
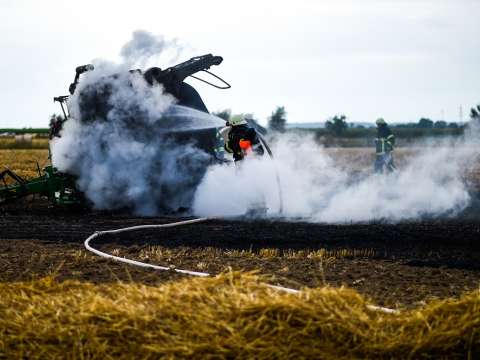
[0, 165, 83, 206]
[1, 93, 84, 206]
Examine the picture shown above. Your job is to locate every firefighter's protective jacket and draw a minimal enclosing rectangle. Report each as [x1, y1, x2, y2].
[375, 125, 395, 155]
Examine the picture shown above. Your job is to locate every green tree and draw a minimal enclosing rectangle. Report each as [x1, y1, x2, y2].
[268, 106, 287, 132]
[417, 118, 434, 129]
[434, 120, 447, 129]
[325, 114, 348, 136]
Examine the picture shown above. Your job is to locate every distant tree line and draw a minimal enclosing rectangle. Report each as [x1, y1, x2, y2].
[325, 115, 348, 136]
[393, 118, 459, 129]
[0, 128, 49, 135]
[5, 102, 480, 141]
[317, 111, 480, 139]
[212, 103, 480, 142]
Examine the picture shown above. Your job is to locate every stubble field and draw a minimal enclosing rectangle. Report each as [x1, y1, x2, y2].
[1, 147, 480, 358]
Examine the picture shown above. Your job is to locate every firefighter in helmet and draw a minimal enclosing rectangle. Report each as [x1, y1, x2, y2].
[221, 114, 264, 162]
[219, 114, 267, 216]
[374, 118, 396, 173]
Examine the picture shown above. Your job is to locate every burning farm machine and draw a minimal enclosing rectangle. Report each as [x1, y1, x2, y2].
[0, 54, 236, 208]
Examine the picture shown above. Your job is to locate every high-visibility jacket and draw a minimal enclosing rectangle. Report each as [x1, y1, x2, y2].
[214, 128, 229, 158]
[219, 126, 231, 144]
[375, 125, 395, 155]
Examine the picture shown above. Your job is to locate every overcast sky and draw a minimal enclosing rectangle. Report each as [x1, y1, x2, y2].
[0, 0, 479, 127]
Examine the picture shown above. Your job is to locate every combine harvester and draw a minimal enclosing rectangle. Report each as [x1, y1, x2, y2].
[0, 54, 274, 210]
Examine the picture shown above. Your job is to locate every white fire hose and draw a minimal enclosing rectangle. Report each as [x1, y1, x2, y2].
[84, 217, 398, 314]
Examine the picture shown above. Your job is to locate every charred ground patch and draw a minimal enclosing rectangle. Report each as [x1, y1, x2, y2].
[1, 202, 479, 308]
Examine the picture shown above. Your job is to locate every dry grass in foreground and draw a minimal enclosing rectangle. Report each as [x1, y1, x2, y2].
[0, 272, 479, 359]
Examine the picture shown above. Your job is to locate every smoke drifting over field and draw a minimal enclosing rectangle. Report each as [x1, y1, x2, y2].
[120, 30, 183, 69]
[51, 29, 479, 222]
[193, 132, 479, 222]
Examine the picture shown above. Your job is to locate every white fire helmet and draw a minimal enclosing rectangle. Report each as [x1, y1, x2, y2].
[230, 115, 247, 126]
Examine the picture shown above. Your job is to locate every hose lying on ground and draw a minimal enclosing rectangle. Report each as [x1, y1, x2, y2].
[84, 217, 398, 314]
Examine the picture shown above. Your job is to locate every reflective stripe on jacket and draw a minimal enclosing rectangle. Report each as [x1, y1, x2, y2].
[219, 126, 233, 153]
[375, 134, 395, 155]
[214, 129, 227, 157]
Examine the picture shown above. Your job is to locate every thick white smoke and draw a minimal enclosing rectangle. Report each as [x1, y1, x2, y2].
[120, 30, 183, 69]
[193, 132, 479, 222]
[51, 31, 219, 215]
[50, 29, 479, 221]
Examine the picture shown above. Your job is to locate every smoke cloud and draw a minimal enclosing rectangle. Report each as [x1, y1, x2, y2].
[193, 132, 479, 223]
[50, 29, 479, 222]
[120, 30, 183, 69]
[51, 31, 222, 215]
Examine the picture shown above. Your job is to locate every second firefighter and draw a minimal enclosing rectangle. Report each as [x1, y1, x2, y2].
[374, 118, 396, 173]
